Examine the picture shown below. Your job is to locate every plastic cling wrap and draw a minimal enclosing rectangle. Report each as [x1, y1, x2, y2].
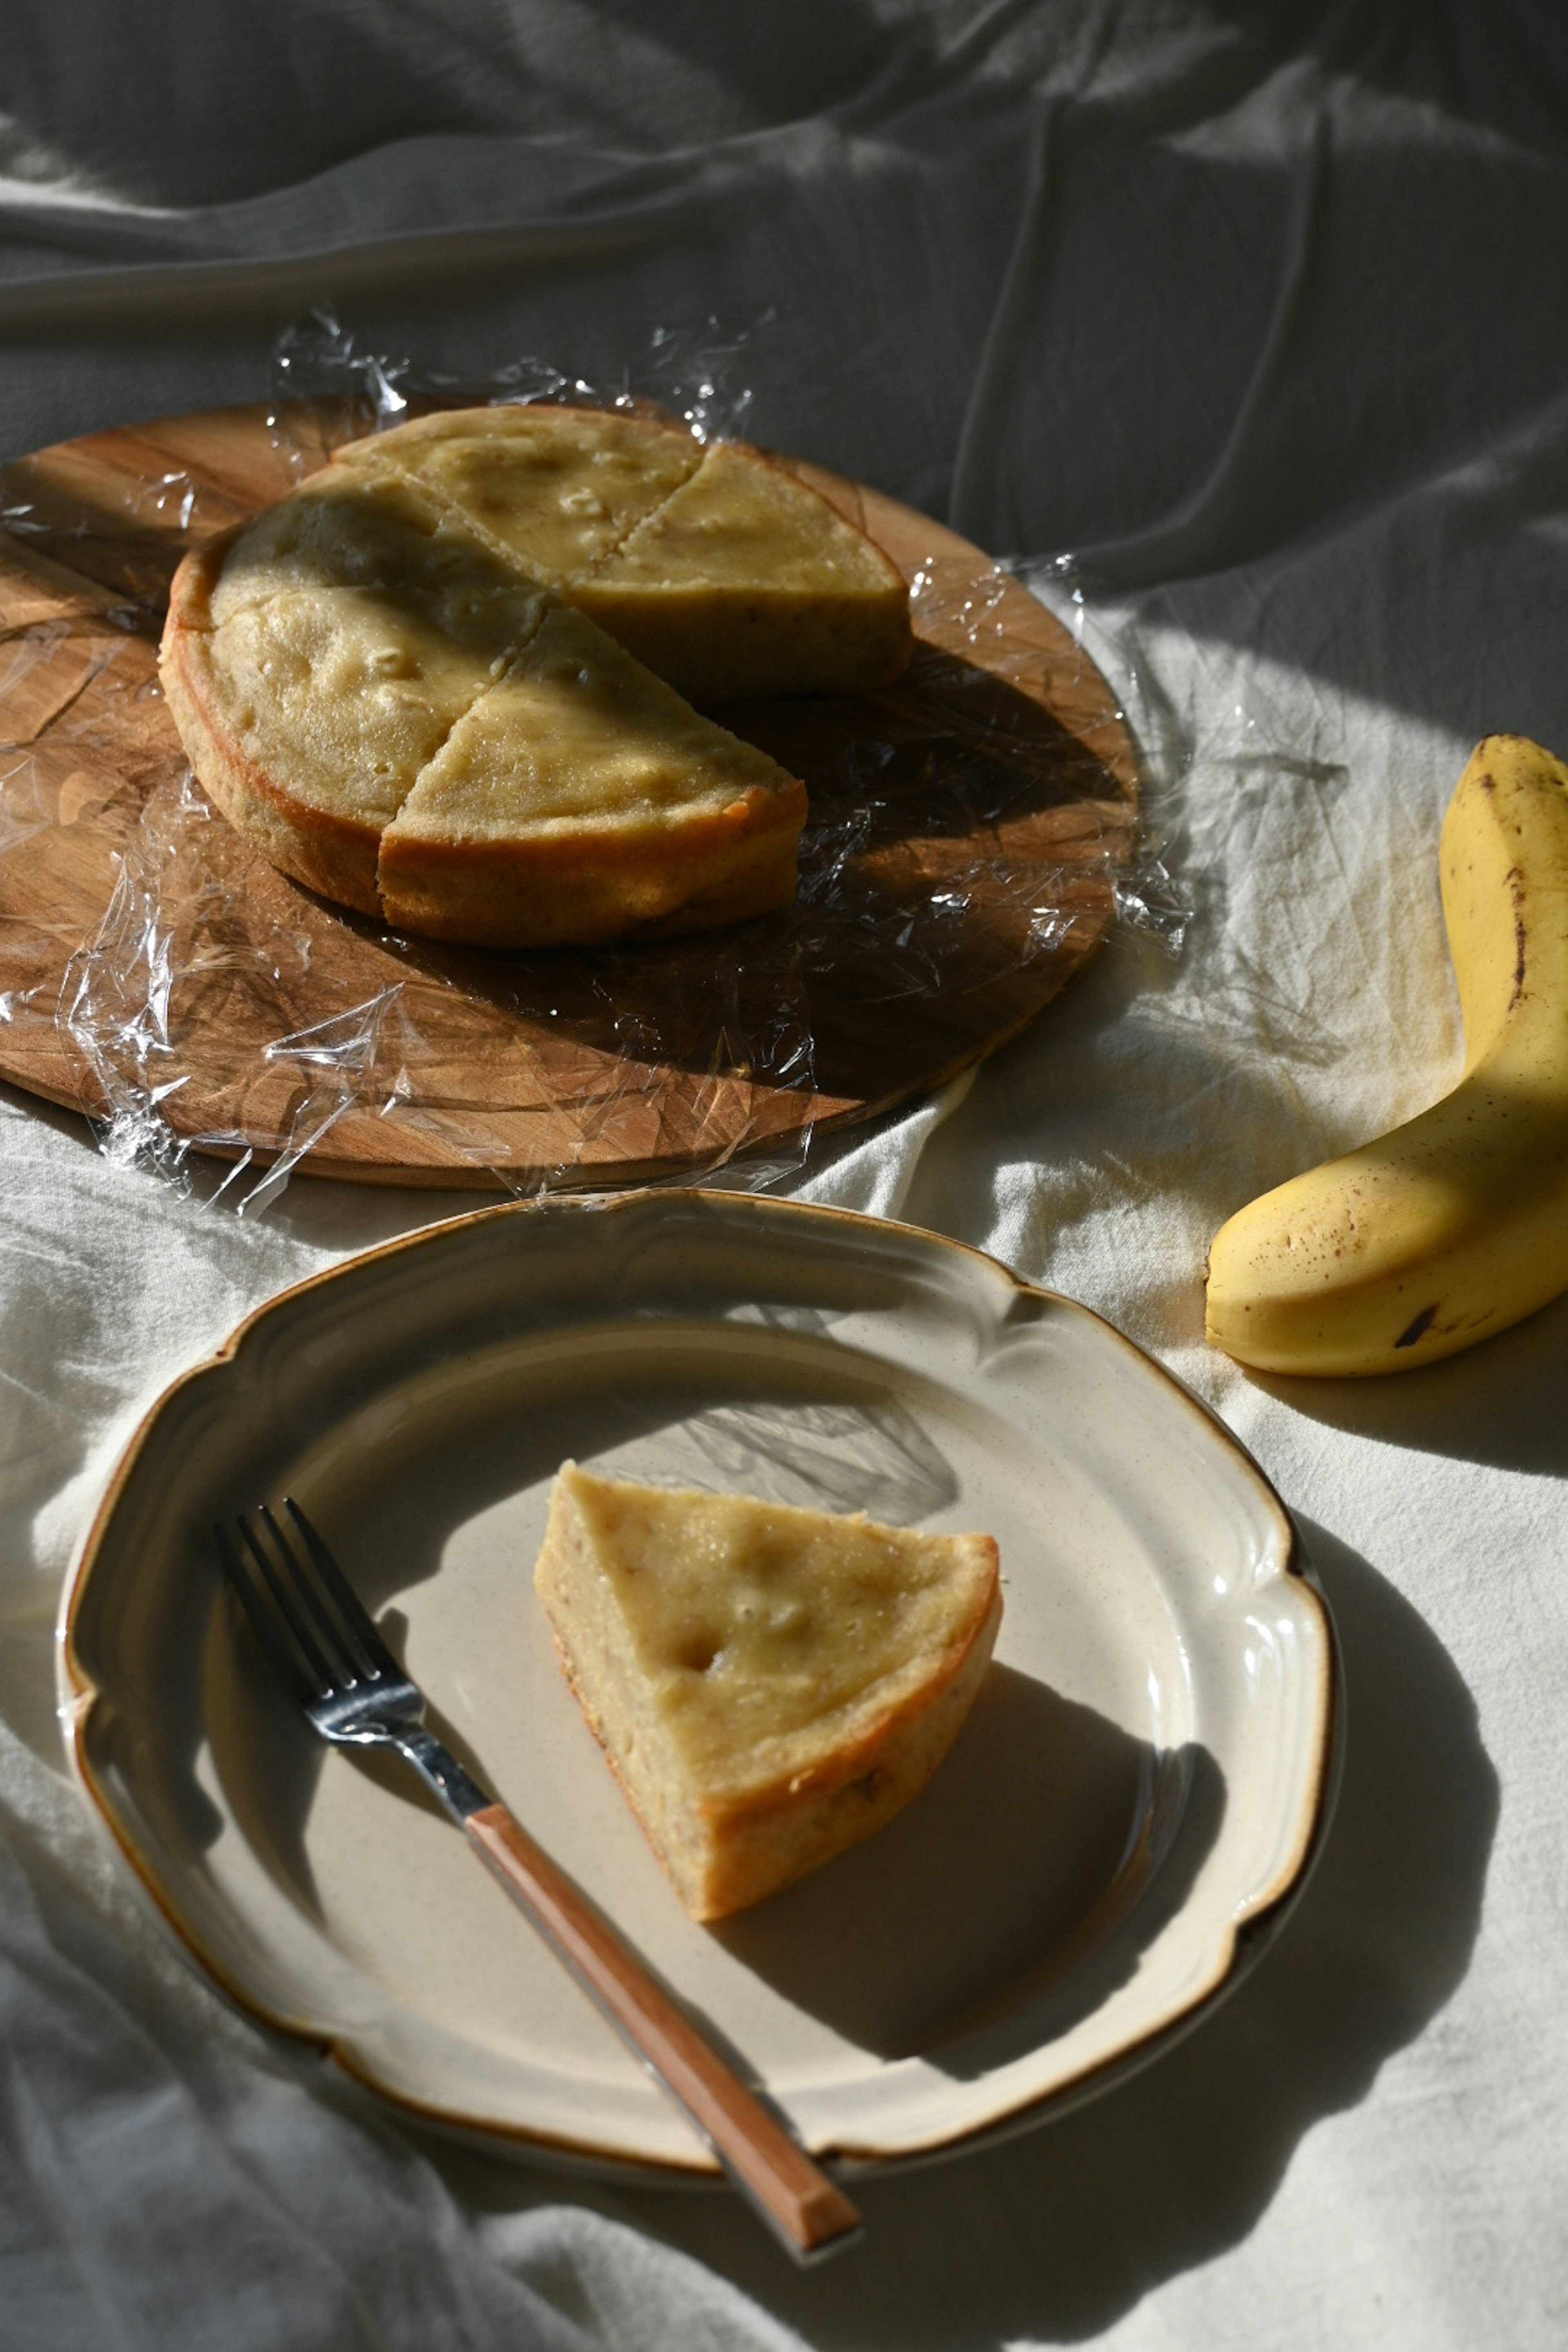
[0, 318, 1183, 1212]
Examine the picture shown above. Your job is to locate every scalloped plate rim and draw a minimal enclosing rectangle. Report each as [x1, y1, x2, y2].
[56, 1190, 1341, 2178]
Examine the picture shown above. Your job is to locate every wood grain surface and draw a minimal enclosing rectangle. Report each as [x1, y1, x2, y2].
[0, 401, 1138, 1189]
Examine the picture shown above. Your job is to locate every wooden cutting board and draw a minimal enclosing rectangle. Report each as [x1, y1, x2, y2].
[0, 403, 1138, 1189]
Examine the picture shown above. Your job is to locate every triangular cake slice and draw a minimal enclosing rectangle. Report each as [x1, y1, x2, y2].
[334, 404, 913, 701]
[577, 439, 913, 700]
[378, 603, 806, 946]
[533, 1463, 1002, 1920]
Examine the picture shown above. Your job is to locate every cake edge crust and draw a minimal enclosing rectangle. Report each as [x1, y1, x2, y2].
[376, 773, 806, 949]
[159, 531, 386, 917]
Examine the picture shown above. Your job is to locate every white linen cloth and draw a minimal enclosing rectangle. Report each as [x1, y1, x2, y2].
[2, 5, 1565, 2345]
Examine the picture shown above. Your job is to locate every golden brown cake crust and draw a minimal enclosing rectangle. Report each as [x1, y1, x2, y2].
[375, 782, 804, 948]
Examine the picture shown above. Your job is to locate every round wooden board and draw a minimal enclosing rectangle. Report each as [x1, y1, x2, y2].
[0, 403, 1138, 1189]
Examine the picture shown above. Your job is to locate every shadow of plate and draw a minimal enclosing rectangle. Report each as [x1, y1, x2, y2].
[485, 1517, 1496, 2348]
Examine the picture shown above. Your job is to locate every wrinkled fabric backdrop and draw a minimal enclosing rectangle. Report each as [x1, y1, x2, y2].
[2, 5, 1564, 2347]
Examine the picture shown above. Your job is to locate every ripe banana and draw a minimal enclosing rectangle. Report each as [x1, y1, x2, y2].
[1205, 733, 1568, 1375]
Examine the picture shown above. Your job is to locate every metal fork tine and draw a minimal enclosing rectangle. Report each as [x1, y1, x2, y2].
[237, 1513, 338, 1687]
[282, 1497, 399, 1683]
[251, 1503, 360, 1690]
[217, 1522, 325, 1697]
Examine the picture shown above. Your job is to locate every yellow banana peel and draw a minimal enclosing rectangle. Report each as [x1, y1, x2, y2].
[1205, 733, 1568, 1375]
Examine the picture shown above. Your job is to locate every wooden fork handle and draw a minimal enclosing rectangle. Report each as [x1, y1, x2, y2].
[465, 1803, 862, 2260]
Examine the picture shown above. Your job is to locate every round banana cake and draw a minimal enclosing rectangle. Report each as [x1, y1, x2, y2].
[158, 405, 913, 950]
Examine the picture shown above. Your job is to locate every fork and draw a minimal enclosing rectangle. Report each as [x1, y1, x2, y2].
[216, 1498, 863, 2263]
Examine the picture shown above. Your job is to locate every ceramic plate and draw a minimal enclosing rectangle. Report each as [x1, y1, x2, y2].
[60, 1193, 1339, 2174]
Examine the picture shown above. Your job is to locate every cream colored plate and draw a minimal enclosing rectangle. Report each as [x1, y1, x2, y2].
[59, 1193, 1339, 2174]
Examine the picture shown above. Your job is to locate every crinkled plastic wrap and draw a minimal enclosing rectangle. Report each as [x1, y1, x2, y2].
[0, 312, 1187, 1213]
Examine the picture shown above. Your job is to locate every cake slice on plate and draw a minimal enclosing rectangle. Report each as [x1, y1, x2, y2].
[533, 1462, 1002, 1920]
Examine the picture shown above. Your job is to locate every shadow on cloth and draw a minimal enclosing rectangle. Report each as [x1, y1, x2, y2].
[443, 1515, 1495, 2348]
[1243, 1289, 1568, 1477]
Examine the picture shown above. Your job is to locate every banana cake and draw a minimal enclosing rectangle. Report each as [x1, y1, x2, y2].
[159, 405, 910, 948]
[533, 1462, 1002, 1920]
